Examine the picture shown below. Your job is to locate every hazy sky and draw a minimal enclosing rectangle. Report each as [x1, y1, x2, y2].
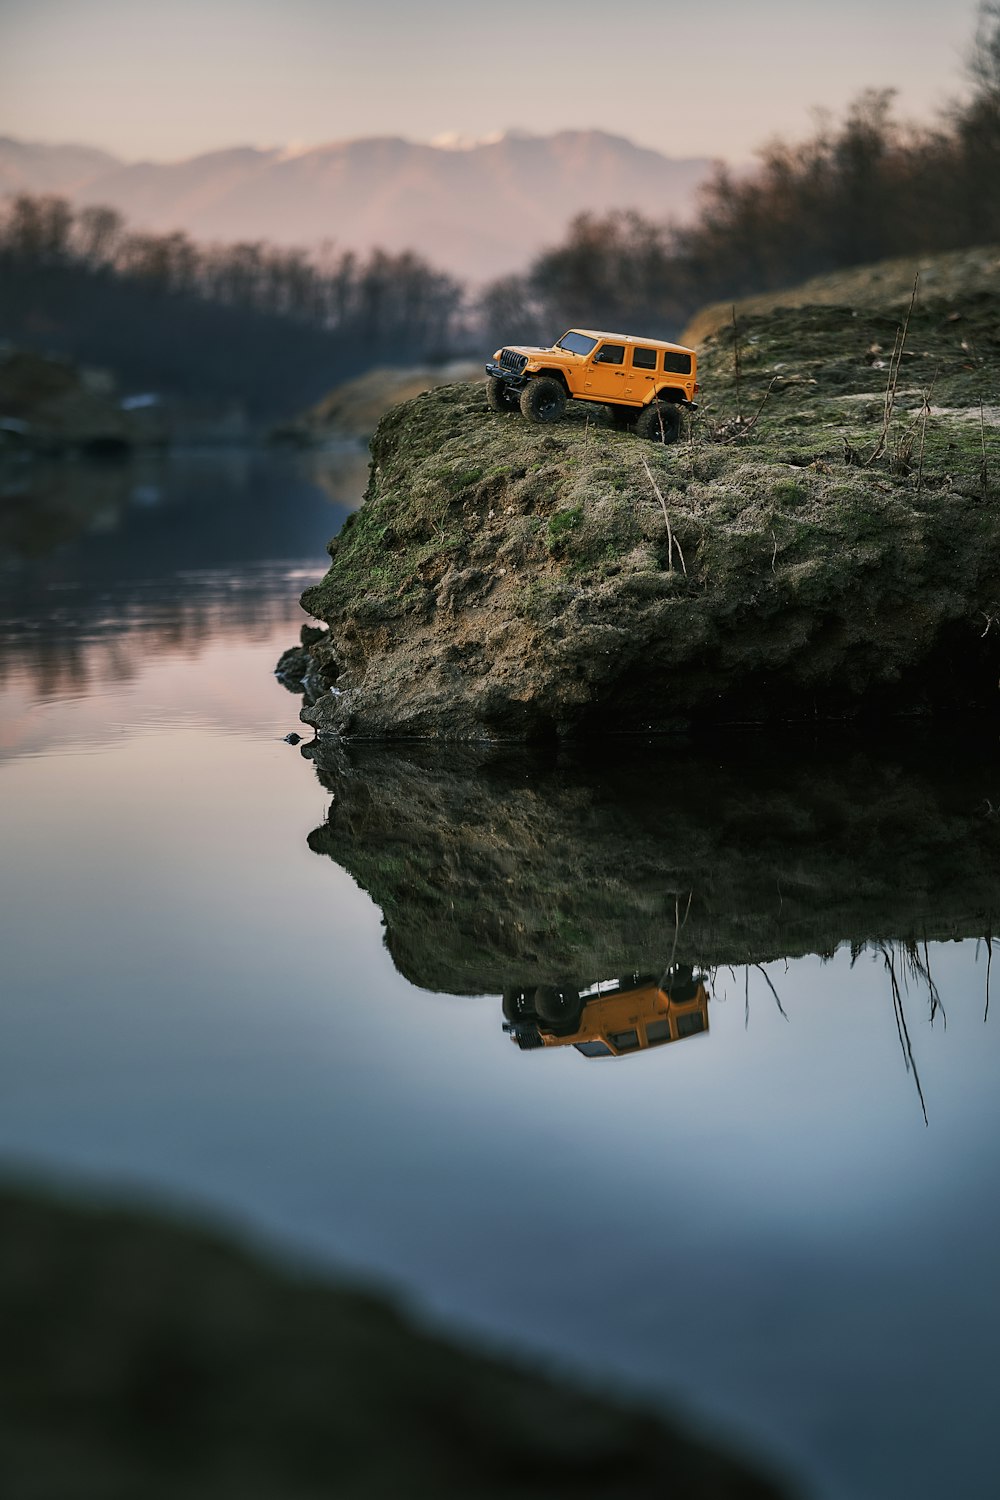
[0, 0, 985, 161]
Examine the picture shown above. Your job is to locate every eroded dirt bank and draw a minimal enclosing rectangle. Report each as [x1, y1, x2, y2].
[289, 288, 1000, 740]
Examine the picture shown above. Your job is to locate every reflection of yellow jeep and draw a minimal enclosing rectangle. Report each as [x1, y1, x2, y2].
[485, 328, 698, 443]
[502, 968, 709, 1058]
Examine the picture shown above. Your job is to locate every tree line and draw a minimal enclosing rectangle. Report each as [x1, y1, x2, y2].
[0, 196, 463, 418]
[2, 4, 998, 416]
[481, 2, 1000, 345]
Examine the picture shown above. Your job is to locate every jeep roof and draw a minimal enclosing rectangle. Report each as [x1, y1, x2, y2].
[558, 328, 693, 352]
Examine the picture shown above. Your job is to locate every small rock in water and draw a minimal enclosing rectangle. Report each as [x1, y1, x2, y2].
[284, 732, 303, 745]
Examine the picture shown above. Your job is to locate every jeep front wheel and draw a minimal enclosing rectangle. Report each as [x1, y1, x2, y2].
[487, 376, 519, 413]
[636, 402, 682, 443]
[520, 377, 566, 424]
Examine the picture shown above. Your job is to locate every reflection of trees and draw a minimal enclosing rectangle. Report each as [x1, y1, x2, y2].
[305, 740, 1000, 998]
[0, 459, 133, 558]
[0, 567, 320, 698]
[0, 451, 352, 697]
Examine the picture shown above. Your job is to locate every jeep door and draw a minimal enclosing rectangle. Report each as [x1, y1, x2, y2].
[584, 340, 627, 401]
[628, 344, 660, 403]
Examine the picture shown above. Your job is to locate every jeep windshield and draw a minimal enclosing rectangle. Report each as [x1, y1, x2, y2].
[555, 332, 597, 356]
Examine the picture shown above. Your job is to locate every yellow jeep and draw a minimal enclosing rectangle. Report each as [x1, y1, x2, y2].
[485, 328, 699, 443]
[502, 968, 709, 1058]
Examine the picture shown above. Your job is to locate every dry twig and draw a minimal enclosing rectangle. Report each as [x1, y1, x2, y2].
[986, 921, 994, 1024]
[741, 375, 778, 439]
[879, 942, 929, 1126]
[753, 963, 788, 1020]
[865, 273, 919, 467]
[641, 456, 687, 574]
[731, 305, 743, 422]
[915, 366, 938, 499]
[659, 891, 693, 989]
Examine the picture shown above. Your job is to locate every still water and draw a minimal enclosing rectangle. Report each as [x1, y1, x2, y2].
[2, 449, 999, 1500]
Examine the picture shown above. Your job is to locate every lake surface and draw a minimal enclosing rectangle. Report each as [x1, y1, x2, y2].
[2, 448, 999, 1500]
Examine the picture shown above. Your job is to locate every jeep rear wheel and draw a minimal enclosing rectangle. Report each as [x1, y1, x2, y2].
[487, 376, 519, 413]
[533, 986, 581, 1025]
[637, 402, 682, 444]
[520, 377, 566, 424]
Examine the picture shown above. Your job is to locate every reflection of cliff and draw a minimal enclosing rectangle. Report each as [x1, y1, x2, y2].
[306, 739, 1000, 995]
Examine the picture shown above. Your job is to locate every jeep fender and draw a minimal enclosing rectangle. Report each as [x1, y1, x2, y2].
[647, 387, 698, 411]
[529, 367, 571, 393]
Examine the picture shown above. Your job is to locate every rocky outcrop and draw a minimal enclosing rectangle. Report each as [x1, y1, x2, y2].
[293, 292, 1000, 742]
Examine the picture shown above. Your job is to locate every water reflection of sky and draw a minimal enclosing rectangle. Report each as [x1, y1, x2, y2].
[1, 453, 998, 1500]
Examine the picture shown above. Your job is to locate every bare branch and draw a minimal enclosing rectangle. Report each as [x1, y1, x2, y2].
[753, 962, 789, 1020]
[641, 456, 687, 574]
[732, 304, 743, 421]
[880, 942, 929, 1126]
[865, 273, 919, 468]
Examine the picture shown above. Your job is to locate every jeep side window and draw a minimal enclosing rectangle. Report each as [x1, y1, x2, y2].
[632, 347, 658, 369]
[663, 351, 693, 374]
[593, 343, 626, 365]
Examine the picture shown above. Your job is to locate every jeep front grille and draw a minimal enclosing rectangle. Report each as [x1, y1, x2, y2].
[499, 349, 527, 374]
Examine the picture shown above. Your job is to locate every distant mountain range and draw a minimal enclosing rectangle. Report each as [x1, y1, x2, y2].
[0, 131, 713, 281]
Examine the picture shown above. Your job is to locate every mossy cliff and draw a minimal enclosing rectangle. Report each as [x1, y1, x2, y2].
[295, 287, 1000, 740]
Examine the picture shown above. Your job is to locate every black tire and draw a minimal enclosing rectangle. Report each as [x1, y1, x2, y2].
[533, 985, 581, 1025]
[664, 964, 698, 1005]
[487, 376, 518, 414]
[502, 987, 534, 1023]
[519, 377, 566, 424]
[636, 402, 683, 444]
[606, 405, 637, 430]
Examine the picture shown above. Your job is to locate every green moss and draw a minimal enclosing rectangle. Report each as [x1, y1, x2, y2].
[511, 578, 574, 622]
[445, 466, 484, 492]
[771, 479, 808, 506]
[546, 505, 584, 548]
